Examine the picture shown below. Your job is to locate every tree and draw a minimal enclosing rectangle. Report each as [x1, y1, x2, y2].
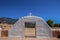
[47, 19, 54, 28]
[54, 24, 60, 28]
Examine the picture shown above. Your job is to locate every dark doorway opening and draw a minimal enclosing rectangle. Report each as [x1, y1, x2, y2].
[1, 30, 8, 37]
[57, 32, 60, 38]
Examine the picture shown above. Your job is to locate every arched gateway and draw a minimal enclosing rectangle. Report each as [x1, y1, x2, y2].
[8, 16, 52, 38]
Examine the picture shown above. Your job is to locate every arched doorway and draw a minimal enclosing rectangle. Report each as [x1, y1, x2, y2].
[24, 22, 36, 37]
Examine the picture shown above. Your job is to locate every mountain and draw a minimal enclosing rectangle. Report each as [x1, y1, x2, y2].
[0, 17, 18, 24]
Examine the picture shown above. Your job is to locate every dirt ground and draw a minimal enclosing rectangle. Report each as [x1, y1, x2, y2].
[0, 37, 59, 40]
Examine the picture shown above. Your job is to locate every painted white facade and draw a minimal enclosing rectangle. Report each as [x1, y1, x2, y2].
[8, 16, 52, 38]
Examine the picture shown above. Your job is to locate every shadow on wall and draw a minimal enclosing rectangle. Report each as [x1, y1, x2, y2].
[57, 32, 60, 38]
[52, 30, 60, 39]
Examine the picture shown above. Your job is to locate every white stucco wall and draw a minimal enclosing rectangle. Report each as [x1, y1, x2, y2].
[8, 16, 52, 38]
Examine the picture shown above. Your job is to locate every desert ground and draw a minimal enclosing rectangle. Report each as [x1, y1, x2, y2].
[0, 37, 59, 40]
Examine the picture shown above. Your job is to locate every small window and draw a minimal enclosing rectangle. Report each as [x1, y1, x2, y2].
[25, 22, 36, 28]
[4, 26, 6, 28]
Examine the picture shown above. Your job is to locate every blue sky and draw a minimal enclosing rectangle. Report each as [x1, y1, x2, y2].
[0, 0, 60, 23]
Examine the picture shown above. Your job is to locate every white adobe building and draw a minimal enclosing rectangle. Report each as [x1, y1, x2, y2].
[8, 12, 52, 38]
